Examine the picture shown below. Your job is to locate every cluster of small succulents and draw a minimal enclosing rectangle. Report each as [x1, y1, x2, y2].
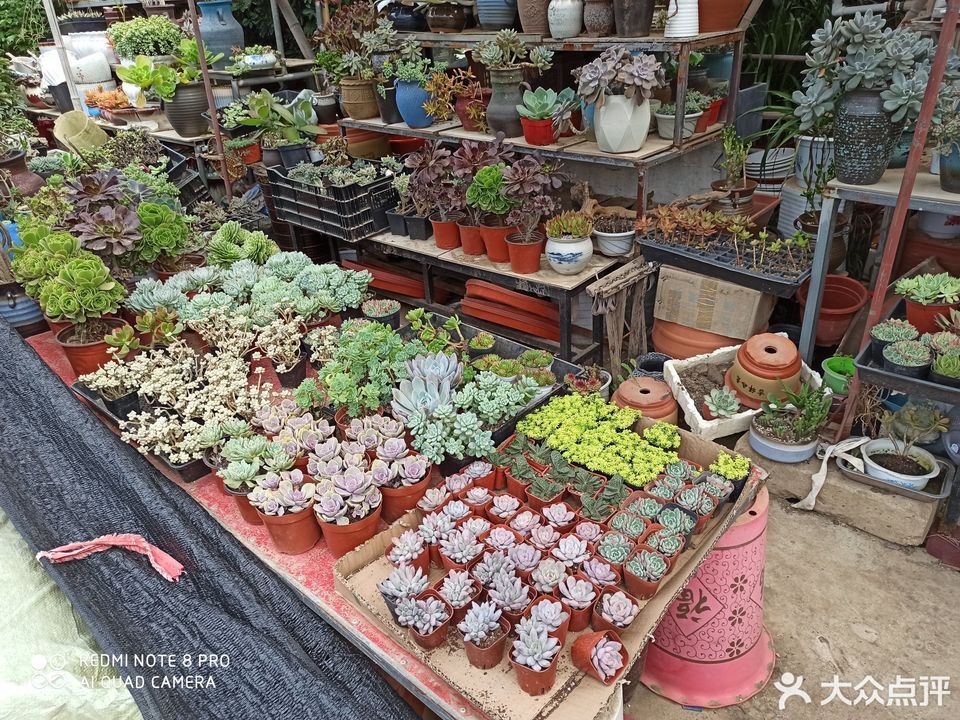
[249, 469, 316, 516]
[609, 512, 647, 539]
[870, 318, 919, 343]
[675, 484, 717, 518]
[396, 595, 450, 636]
[658, 506, 696, 536]
[440, 528, 484, 565]
[458, 601, 503, 645]
[489, 573, 532, 613]
[388, 530, 425, 566]
[645, 528, 685, 558]
[418, 511, 457, 546]
[439, 570, 475, 609]
[625, 549, 670, 583]
[472, 551, 515, 589]
[597, 532, 633, 565]
[378, 564, 429, 602]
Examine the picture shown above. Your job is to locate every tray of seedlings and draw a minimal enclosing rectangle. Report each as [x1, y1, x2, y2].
[636, 205, 812, 297]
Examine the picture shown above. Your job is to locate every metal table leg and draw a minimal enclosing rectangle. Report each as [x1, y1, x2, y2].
[559, 293, 573, 362]
[592, 309, 604, 365]
[799, 194, 839, 363]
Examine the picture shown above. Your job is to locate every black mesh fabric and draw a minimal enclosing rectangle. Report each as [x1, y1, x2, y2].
[0, 321, 419, 720]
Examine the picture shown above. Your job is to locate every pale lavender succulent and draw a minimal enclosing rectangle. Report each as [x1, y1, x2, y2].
[489, 495, 521, 519]
[440, 529, 483, 564]
[439, 570, 475, 608]
[557, 576, 596, 610]
[592, 636, 624, 680]
[378, 564, 428, 599]
[444, 473, 472, 494]
[458, 601, 502, 644]
[464, 486, 492, 505]
[402, 596, 449, 635]
[472, 550, 516, 588]
[388, 529, 425, 565]
[510, 510, 541, 536]
[342, 452, 366, 468]
[274, 479, 316, 514]
[344, 418, 364, 440]
[369, 458, 398, 487]
[260, 471, 282, 490]
[318, 466, 381, 522]
[488, 573, 531, 613]
[581, 558, 619, 587]
[377, 437, 410, 462]
[552, 535, 590, 567]
[509, 543, 542, 571]
[531, 558, 567, 594]
[394, 454, 429, 485]
[511, 623, 559, 670]
[462, 517, 491, 536]
[418, 486, 450, 512]
[463, 460, 493, 479]
[341, 440, 366, 456]
[599, 590, 638, 628]
[308, 437, 341, 465]
[575, 521, 603, 542]
[442, 500, 472, 521]
[356, 427, 381, 451]
[281, 468, 306, 487]
[314, 490, 347, 522]
[529, 599, 568, 632]
[486, 526, 519, 551]
[418, 511, 455, 544]
[310, 455, 345, 478]
[541, 503, 575, 527]
[529, 524, 561, 550]
[369, 415, 405, 439]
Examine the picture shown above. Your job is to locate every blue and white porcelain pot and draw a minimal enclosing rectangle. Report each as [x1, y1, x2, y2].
[545, 234, 593, 275]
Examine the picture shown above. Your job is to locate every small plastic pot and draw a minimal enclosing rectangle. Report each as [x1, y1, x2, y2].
[504, 469, 532, 501]
[386, 209, 408, 236]
[405, 213, 433, 241]
[571, 630, 629, 685]
[440, 551, 480, 572]
[505, 232, 545, 274]
[821, 355, 856, 395]
[316, 505, 382, 558]
[882, 356, 931, 379]
[622, 544, 670, 599]
[559, 585, 596, 632]
[472, 466, 497, 491]
[224, 485, 263, 525]
[500, 584, 535, 630]
[458, 223, 486, 255]
[427, 541, 442, 568]
[381, 470, 432, 522]
[510, 652, 559, 696]
[905, 298, 958, 335]
[479, 221, 518, 263]
[385, 542, 430, 577]
[520, 117, 557, 146]
[526, 486, 564, 513]
[257, 504, 321, 555]
[524, 595, 571, 648]
[464, 617, 511, 669]
[591, 586, 640, 634]
[409, 590, 452, 650]
[431, 212, 463, 249]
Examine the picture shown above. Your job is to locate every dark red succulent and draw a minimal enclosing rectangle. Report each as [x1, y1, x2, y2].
[74, 205, 142, 258]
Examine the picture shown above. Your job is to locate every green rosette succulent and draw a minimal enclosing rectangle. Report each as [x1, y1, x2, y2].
[39, 256, 125, 323]
[136, 202, 190, 265]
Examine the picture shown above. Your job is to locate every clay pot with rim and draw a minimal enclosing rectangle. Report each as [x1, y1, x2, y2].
[725, 332, 802, 409]
[257, 504, 322, 555]
[457, 221, 486, 255]
[0, 151, 43, 197]
[518, 0, 551, 33]
[340, 77, 380, 119]
[224, 485, 263, 525]
[454, 89, 492, 131]
[796, 211, 848, 272]
[45, 315, 72, 335]
[410, 590, 453, 649]
[651, 319, 741, 360]
[479, 217, 519, 263]
[571, 630, 629, 685]
[381, 470, 433, 523]
[430, 211, 463, 250]
[796, 275, 868, 347]
[590, 585, 640, 634]
[611, 376, 678, 424]
[505, 232, 545, 274]
[904, 299, 959, 336]
[463, 617, 511, 669]
[316, 504, 383, 558]
[56, 318, 127, 378]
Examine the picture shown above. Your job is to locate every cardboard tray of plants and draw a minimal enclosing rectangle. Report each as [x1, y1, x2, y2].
[333, 421, 766, 720]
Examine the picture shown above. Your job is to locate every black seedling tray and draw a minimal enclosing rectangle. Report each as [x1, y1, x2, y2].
[639, 236, 810, 298]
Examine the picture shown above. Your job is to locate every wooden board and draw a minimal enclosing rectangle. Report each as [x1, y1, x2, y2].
[442, 127, 587, 152]
[372, 232, 453, 258]
[443, 246, 617, 290]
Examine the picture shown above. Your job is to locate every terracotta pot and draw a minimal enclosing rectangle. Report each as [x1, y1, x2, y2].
[334, 406, 356, 439]
[651, 319, 741, 360]
[904, 299, 958, 336]
[236, 141, 261, 164]
[457, 223, 485, 255]
[317, 505, 382, 559]
[511, 653, 559, 696]
[611, 376, 678, 424]
[699, 0, 750, 32]
[257, 505, 321, 555]
[386, 542, 430, 577]
[340, 77, 380, 120]
[381, 471, 432, 523]
[224, 485, 263, 525]
[479, 221, 518, 263]
[896, 221, 960, 276]
[725, 332, 802, 409]
[796, 276, 868, 346]
[520, 117, 556, 146]
[427, 542, 442, 568]
[0, 151, 43, 197]
[56, 318, 127, 378]
[307, 312, 342, 330]
[505, 232, 545, 274]
[454, 89, 492, 132]
[473, 466, 497, 491]
[44, 315, 72, 335]
[525, 487, 563, 513]
[504, 470, 531, 502]
[410, 590, 453, 649]
[464, 617, 511, 669]
[524, 595, 571, 647]
[590, 586, 639, 634]
[430, 212, 463, 249]
[571, 630, 629, 685]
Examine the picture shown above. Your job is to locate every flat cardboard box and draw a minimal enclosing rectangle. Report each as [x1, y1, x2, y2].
[334, 418, 767, 720]
[654, 266, 775, 340]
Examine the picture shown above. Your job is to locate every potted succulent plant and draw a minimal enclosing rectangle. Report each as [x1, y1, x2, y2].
[248, 471, 321, 554]
[504, 156, 564, 274]
[468, 331, 497, 358]
[58, 10, 107, 34]
[591, 587, 639, 634]
[572, 631, 628, 686]
[405, 141, 463, 246]
[544, 211, 594, 275]
[869, 318, 918, 363]
[338, 48, 379, 120]
[623, 545, 670, 599]
[933, 110, 960, 193]
[397, 591, 452, 649]
[575, 47, 663, 153]
[148, 38, 225, 137]
[224, 135, 261, 164]
[701, 386, 740, 421]
[452, 136, 516, 255]
[379, 565, 429, 623]
[711, 124, 757, 211]
[930, 347, 960, 388]
[382, 44, 445, 129]
[517, 87, 560, 146]
[466, 163, 518, 262]
[861, 404, 946, 490]
[107, 15, 183, 62]
[386, 174, 412, 236]
[459, 601, 510, 669]
[655, 90, 712, 141]
[895, 273, 960, 335]
[449, 69, 492, 132]
[361, 298, 401, 329]
[748, 381, 831, 463]
[882, 339, 932, 379]
[509, 619, 561, 695]
[312, 454, 384, 558]
[592, 214, 635, 257]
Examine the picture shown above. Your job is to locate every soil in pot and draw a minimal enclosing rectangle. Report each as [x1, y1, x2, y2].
[505, 232, 545, 274]
[869, 452, 926, 476]
[678, 361, 731, 407]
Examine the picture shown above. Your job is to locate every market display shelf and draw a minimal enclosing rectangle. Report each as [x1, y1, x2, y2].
[396, 28, 745, 52]
[638, 237, 810, 298]
[836, 455, 955, 503]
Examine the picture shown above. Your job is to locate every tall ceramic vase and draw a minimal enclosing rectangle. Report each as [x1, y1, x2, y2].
[834, 89, 904, 186]
[197, 0, 243, 70]
[518, 0, 551, 33]
[477, 0, 518, 29]
[595, 95, 651, 153]
[548, 0, 584, 39]
[486, 68, 525, 138]
[664, 0, 699, 37]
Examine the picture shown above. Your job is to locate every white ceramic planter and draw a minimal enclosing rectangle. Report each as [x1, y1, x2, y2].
[72, 53, 113, 84]
[655, 111, 702, 140]
[547, 0, 584, 39]
[64, 31, 117, 64]
[917, 211, 960, 239]
[594, 228, 635, 256]
[664, 0, 699, 37]
[748, 425, 819, 464]
[595, 96, 651, 153]
[794, 135, 834, 190]
[861, 439, 939, 490]
[546, 234, 593, 275]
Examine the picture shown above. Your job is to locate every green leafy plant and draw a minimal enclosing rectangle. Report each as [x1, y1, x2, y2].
[136, 201, 190, 267]
[516, 87, 559, 121]
[37, 255, 126, 341]
[236, 89, 325, 144]
[895, 273, 960, 306]
[870, 318, 918, 343]
[754, 381, 830, 443]
[933, 348, 960, 379]
[465, 163, 513, 217]
[545, 211, 593, 239]
[709, 452, 751, 482]
[883, 339, 931, 367]
[474, 29, 553, 71]
[107, 15, 183, 59]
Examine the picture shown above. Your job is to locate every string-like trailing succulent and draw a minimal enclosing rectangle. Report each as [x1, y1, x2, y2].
[509, 543, 542, 572]
[592, 636, 625, 681]
[458, 601, 503, 645]
[599, 591, 639, 628]
[439, 570, 475, 609]
[557, 576, 596, 610]
[551, 535, 590, 568]
[597, 532, 633, 565]
[531, 558, 567, 594]
[581, 558, 619, 587]
[378, 564, 429, 600]
[626, 549, 670, 582]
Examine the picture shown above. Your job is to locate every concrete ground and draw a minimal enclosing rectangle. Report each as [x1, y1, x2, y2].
[624, 498, 960, 720]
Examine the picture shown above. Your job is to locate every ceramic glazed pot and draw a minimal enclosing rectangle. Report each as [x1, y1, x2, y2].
[748, 423, 819, 464]
[594, 228, 635, 256]
[164, 82, 209, 137]
[426, 3, 468, 32]
[0, 152, 43, 197]
[651, 319, 740, 360]
[388, 2, 430, 31]
[477, 0, 518, 29]
[0, 281, 44, 337]
[596, 96, 651, 153]
[486, 68, 525, 138]
[916, 211, 960, 240]
[339, 77, 380, 120]
[611, 376, 678, 424]
[655, 110, 702, 140]
[454, 89, 492, 131]
[613, 0, 653, 35]
[583, 0, 615, 34]
[710, 178, 758, 213]
[664, 0, 699, 37]
[725, 333, 802, 408]
[548, 0, 584, 38]
[796, 275, 868, 346]
[834, 89, 904, 185]
[375, 84, 404, 125]
[518, 0, 551, 33]
[197, 0, 243, 71]
[861, 439, 939, 491]
[545, 234, 593, 274]
[395, 80, 434, 128]
[939, 143, 960, 193]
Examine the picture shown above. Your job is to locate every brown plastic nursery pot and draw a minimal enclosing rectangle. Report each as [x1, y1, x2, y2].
[224, 485, 263, 525]
[464, 617, 511, 669]
[440, 551, 479, 572]
[501, 584, 536, 630]
[905, 298, 959, 335]
[505, 233, 545, 274]
[458, 223, 486, 255]
[386, 543, 430, 576]
[479, 222, 519, 263]
[430, 213, 463, 249]
[409, 590, 453, 650]
[622, 544, 669, 599]
[381, 470, 432, 523]
[56, 318, 127, 377]
[571, 630, 629, 685]
[796, 275, 868, 346]
[561, 579, 597, 632]
[472, 466, 496, 491]
[317, 505, 383, 559]
[524, 595, 571, 647]
[433, 575, 482, 624]
[525, 487, 563, 513]
[510, 652, 559, 696]
[44, 315, 72, 335]
[590, 586, 640, 634]
[257, 505, 321, 555]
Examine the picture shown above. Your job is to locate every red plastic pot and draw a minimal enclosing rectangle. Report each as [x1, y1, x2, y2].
[905, 299, 958, 335]
[385, 542, 430, 576]
[381, 470, 432, 523]
[560, 577, 597, 632]
[464, 617, 510, 669]
[388, 135, 425, 154]
[236, 142, 261, 164]
[427, 542, 442, 568]
[505, 232, 545, 274]
[571, 630, 629, 685]
[45, 315, 72, 335]
[504, 469, 531, 501]
[458, 222, 486, 255]
[797, 275, 869, 346]
[510, 652, 559, 696]
[409, 590, 453, 650]
[430, 212, 463, 249]
[433, 575, 482, 624]
[224, 485, 263, 525]
[524, 595, 571, 647]
[622, 544, 669, 599]
[520, 117, 556, 146]
[590, 586, 639, 634]
[472, 466, 496, 491]
[479, 221, 518, 263]
[257, 504, 321, 555]
[56, 318, 127, 378]
[317, 505, 382, 558]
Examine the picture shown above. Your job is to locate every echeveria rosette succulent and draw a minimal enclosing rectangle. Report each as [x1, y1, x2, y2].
[574, 47, 662, 107]
[557, 575, 596, 610]
[418, 511, 456, 545]
[464, 486, 492, 506]
[509, 543, 542, 572]
[609, 512, 647, 539]
[489, 494, 521, 520]
[392, 454, 430, 486]
[318, 466, 382, 523]
[627, 496, 664, 520]
[439, 570, 475, 609]
[597, 532, 633, 566]
[658, 506, 696, 535]
[551, 535, 590, 568]
[445, 472, 472, 494]
[626, 549, 670, 583]
[73, 205, 141, 260]
[486, 526, 519, 551]
[378, 564, 429, 600]
[591, 636, 625, 681]
[512, 622, 560, 670]
[541, 503, 575, 528]
[509, 510, 541, 537]
[417, 487, 450, 513]
[39, 255, 126, 325]
[581, 558, 619, 587]
[439, 529, 483, 565]
[472, 550, 516, 589]
[574, 521, 603, 542]
[488, 572, 531, 613]
[462, 517, 491, 537]
[599, 590, 639, 629]
[646, 528, 685, 558]
[528, 599, 568, 633]
[530, 557, 566, 594]
[442, 500, 472, 521]
[458, 601, 503, 645]
[388, 529, 425, 565]
[251, 479, 316, 516]
[528, 524, 561, 551]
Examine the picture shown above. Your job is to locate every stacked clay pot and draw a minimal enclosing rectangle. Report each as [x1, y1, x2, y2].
[611, 376, 679, 424]
[724, 333, 802, 409]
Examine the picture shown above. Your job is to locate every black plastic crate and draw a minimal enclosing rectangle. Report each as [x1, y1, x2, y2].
[161, 145, 188, 182]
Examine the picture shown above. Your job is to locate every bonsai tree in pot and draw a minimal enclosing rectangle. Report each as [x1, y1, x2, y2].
[517, 87, 560, 146]
[747, 381, 830, 463]
[861, 404, 948, 490]
[575, 47, 663, 154]
[544, 211, 594, 275]
[452, 136, 516, 255]
[474, 30, 554, 137]
[503, 155, 565, 274]
[711, 124, 757, 211]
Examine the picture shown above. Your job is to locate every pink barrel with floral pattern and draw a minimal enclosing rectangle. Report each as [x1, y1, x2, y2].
[640, 486, 775, 707]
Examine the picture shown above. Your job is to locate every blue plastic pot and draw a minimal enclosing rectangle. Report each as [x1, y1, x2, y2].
[476, 0, 517, 29]
[748, 425, 819, 464]
[394, 80, 434, 129]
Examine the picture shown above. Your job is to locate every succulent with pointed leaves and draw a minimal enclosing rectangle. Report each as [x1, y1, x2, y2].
[418, 511, 456, 545]
[486, 526, 519, 551]
[509, 543, 542, 572]
[541, 503, 575, 527]
[599, 590, 638, 628]
[529, 599, 568, 632]
[512, 623, 560, 670]
[378, 564, 429, 600]
[529, 524, 561, 551]
[388, 530, 425, 565]
[407, 351, 464, 387]
[464, 486, 492, 506]
[626, 549, 670, 582]
[488, 573, 532, 613]
[489, 494, 521, 520]
[440, 570, 475, 609]
[443, 499, 472, 521]
[592, 636, 625, 681]
[462, 517, 491, 537]
[440, 529, 483, 565]
[581, 558, 619, 587]
[400, 596, 450, 635]
[458, 601, 503, 645]
[557, 576, 596, 610]
[473, 551, 517, 588]
[645, 528, 685, 558]
[531, 558, 567, 594]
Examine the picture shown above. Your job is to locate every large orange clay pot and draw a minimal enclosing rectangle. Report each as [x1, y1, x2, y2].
[725, 333, 802, 409]
[796, 275, 868, 346]
[651, 319, 741, 360]
[612, 376, 679, 424]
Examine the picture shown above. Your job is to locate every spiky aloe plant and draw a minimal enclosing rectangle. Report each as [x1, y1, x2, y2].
[704, 387, 740, 418]
[883, 339, 932, 367]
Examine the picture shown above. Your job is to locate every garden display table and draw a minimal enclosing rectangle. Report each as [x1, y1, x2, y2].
[26, 328, 765, 720]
